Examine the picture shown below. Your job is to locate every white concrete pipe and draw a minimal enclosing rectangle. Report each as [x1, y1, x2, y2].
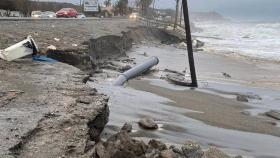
[114, 56, 159, 86]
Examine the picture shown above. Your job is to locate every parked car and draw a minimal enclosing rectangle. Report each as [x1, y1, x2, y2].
[42, 11, 56, 18]
[77, 13, 86, 19]
[129, 13, 138, 19]
[0, 9, 7, 17]
[56, 8, 78, 18]
[31, 11, 42, 18]
[10, 11, 21, 17]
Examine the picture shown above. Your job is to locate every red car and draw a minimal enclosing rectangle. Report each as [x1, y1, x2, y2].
[56, 8, 78, 18]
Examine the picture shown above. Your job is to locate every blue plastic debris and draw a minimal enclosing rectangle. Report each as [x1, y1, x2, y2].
[32, 55, 57, 62]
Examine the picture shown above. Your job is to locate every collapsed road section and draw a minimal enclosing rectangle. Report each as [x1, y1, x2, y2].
[0, 59, 109, 157]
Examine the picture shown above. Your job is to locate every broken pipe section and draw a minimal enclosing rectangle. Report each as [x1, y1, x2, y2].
[114, 56, 159, 86]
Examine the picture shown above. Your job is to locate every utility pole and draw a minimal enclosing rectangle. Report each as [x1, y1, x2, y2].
[174, 0, 179, 29]
[80, 0, 83, 12]
[152, 0, 156, 18]
[179, 2, 183, 26]
[182, 0, 197, 87]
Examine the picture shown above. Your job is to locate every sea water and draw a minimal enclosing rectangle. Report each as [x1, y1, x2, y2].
[193, 21, 280, 61]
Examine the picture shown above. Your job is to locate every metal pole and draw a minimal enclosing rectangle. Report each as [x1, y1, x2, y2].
[179, 2, 183, 26]
[174, 0, 179, 29]
[182, 0, 197, 87]
[152, 0, 156, 18]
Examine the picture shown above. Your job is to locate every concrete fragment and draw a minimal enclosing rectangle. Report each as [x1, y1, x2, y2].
[148, 139, 167, 151]
[181, 140, 204, 158]
[159, 150, 178, 158]
[203, 147, 230, 158]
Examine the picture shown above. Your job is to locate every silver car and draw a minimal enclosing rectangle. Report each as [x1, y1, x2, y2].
[42, 11, 56, 18]
[77, 13, 86, 19]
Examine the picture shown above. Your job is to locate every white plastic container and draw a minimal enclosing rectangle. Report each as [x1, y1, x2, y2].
[0, 36, 38, 61]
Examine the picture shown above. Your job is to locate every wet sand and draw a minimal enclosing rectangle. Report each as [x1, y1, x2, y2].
[129, 79, 280, 137]
[129, 44, 280, 90]
[90, 43, 280, 157]
[122, 44, 280, 157]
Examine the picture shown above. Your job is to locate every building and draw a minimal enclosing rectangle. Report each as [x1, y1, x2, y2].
[0, 9, 7, 17]
[9, 11, 22, 17]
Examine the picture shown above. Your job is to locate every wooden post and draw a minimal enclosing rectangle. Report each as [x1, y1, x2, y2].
[182, 0, 198, 87]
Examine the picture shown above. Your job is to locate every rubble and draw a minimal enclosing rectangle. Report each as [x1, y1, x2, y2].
[148, 139, 167, 151]
[222, 72, 231, 78]
[181, 140, 204, 158]
[47, 45, 56, 50]
[203, 147, 231, 158]
[90, 129, 233, 158]
[121, 123, 133, 133]
[166, 73, 192, 87]
[236, 95, 249, 102]
[138, 117, 158, 130]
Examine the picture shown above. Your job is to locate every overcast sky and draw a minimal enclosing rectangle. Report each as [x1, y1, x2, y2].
[42, 0, 280, 20]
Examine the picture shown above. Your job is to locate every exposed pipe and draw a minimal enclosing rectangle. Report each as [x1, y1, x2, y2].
[114, 56, 159, 86]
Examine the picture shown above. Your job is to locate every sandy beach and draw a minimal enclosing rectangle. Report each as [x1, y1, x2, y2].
[99, 43, 280, 157]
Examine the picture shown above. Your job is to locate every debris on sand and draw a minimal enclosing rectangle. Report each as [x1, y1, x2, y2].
[166, 73, 192, 87]
[159, 149, 178, 158]
[176, 42, 187, 49]
[244, 93, 262, 100]
[192, 39, 205, 48]
[236, 93, 262, 102]
[72, 44, 78, 47]
[91, 129, 233, 158]
[47, 45, 57, 50]
[240, 111, 250, 116]
[0, 36, 38, 61]
[222, 72, 231, 78]
[265, 110, 280, 120]
[164, 69, 185, 76]
[143, 52, 148, 57]
[182, 140, 204, 158]
[203, 147, 231, 158]
[148, 139, 167, 151]
[175, 40, 204, 50]
[121, 122, 133, 133]
[138, 117, 158, 130]
[236, 95, 249, 102]
[54, 38, 60, 42]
